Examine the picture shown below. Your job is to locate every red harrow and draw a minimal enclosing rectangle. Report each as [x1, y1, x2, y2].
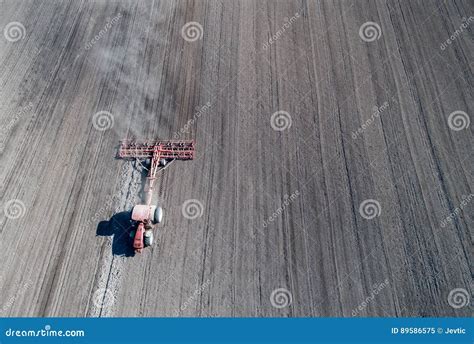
[118, 140, 195, 253]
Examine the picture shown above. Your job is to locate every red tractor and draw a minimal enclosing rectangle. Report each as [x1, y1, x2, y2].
[118, 140, 195, 252]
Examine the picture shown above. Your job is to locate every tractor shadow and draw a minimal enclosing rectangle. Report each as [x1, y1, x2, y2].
[96, 211, 136, 257]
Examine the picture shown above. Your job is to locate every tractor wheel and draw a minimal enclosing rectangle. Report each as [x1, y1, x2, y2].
[144, 230, 153, 247]
[152, 206, 163, 224]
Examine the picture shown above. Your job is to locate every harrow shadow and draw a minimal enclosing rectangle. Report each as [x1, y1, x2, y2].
[96, 211, 135, 257]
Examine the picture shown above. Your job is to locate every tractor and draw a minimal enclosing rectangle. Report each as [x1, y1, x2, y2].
[118, 140, 195, 252]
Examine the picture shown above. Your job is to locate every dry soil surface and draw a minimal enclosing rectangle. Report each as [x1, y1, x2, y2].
[0, 0, 472, 317]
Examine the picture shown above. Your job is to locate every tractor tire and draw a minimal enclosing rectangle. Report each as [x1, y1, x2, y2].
[144, 230, 153, 247]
